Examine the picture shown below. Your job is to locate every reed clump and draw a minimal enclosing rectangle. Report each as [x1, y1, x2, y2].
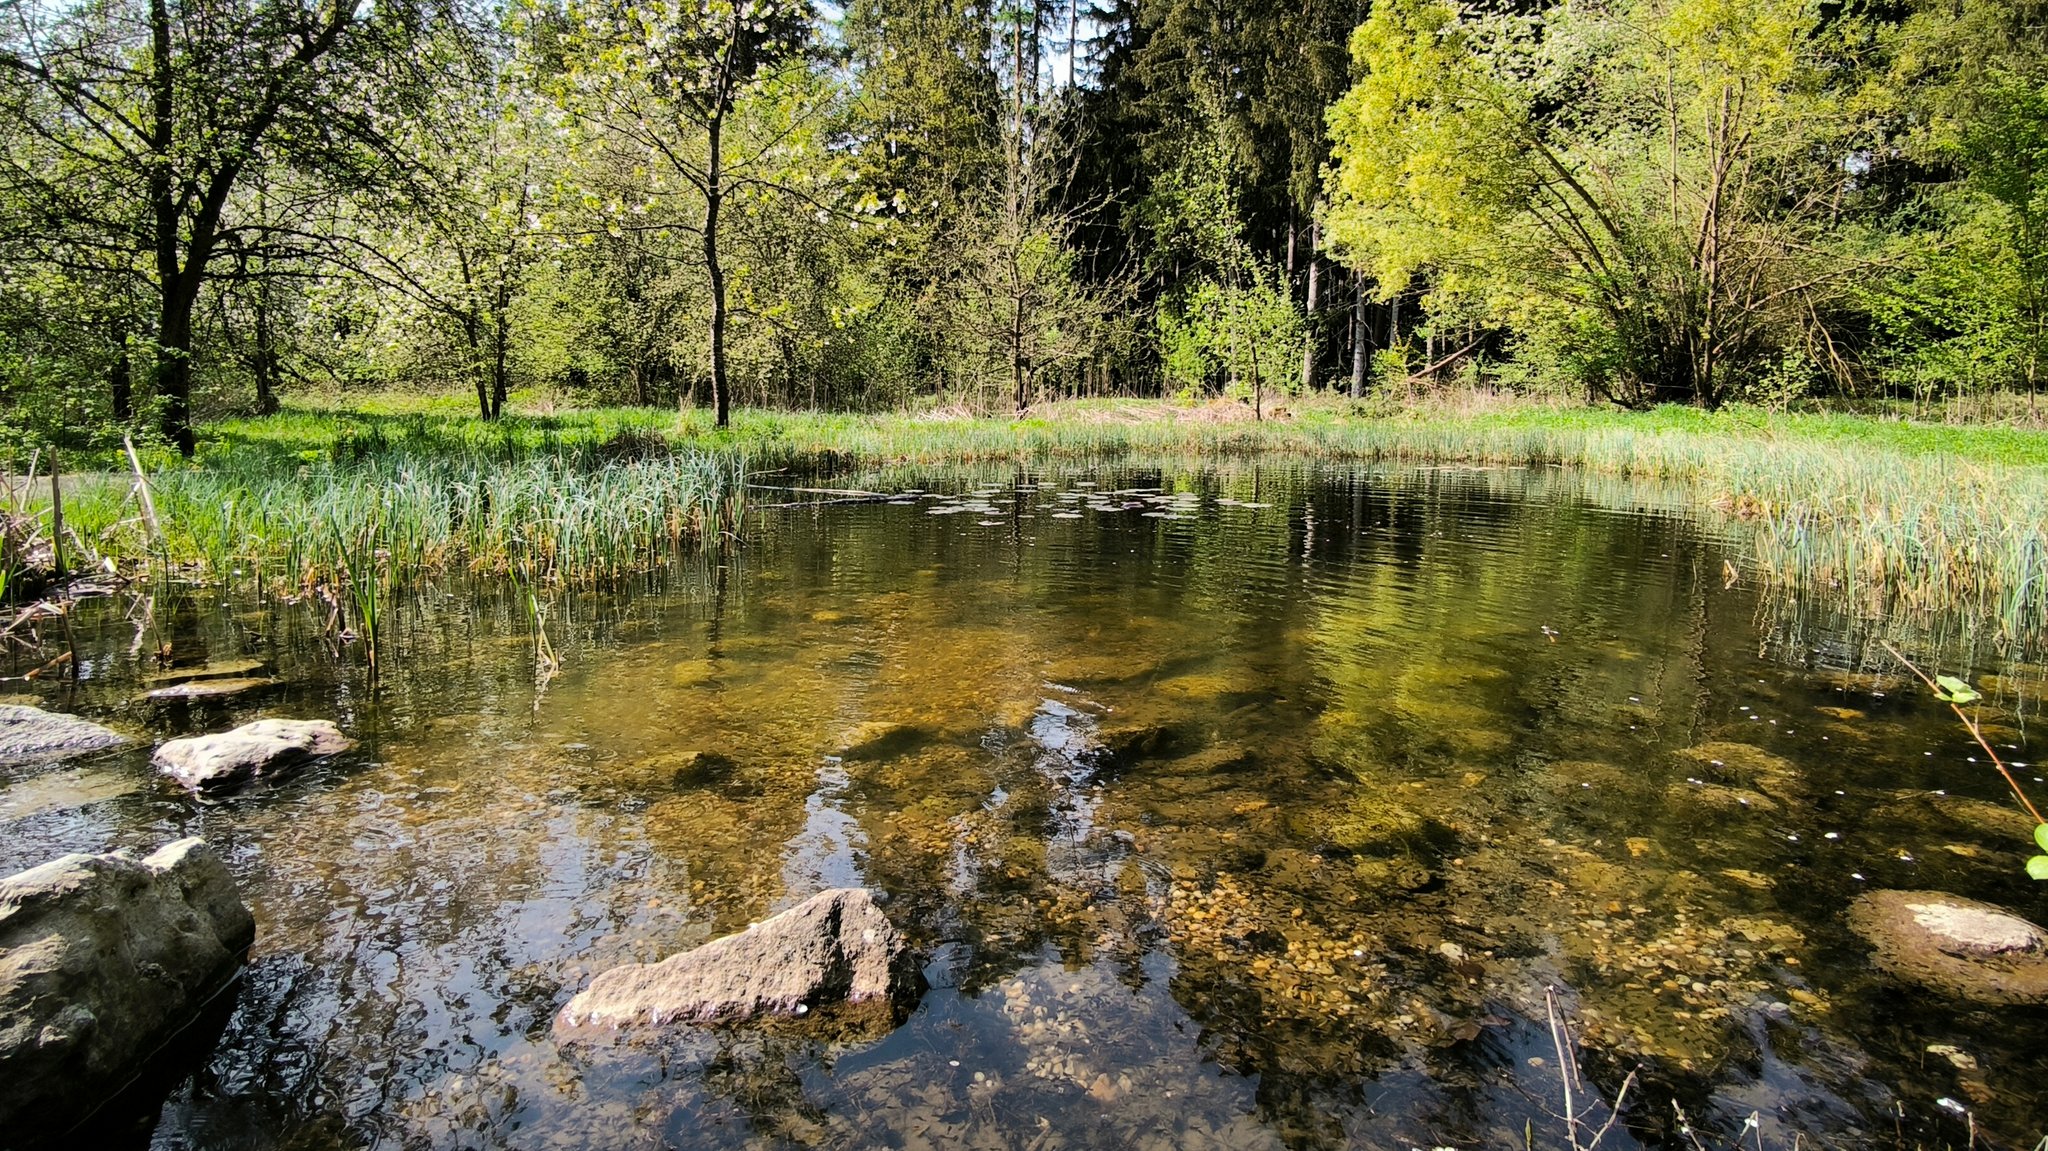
[49, 433, 743, 592]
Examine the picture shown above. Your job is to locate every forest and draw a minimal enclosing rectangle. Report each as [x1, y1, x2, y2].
[4, 0, 2047, 458]
[13, 3, 2048, 1148]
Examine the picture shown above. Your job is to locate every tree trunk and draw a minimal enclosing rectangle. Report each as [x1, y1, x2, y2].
[464, 315, 494, 420]
[253, 287, 280, 416]
[491, 330, 510, 419]
[156, 287, 198, 456]
[1065, 0, 1078, 87]
[110, 332, 132, 422]
[1027, 1, 1041, 104]
[148, 0, 197, 456]
[1012, 295, 1027, 414]
[1349, 271, 1368, 399]
[705, 109, 730, 428]
[490, 271, 512, 418]
[1300, 223, 1321, 393]
[1250, 326, 1262, 422]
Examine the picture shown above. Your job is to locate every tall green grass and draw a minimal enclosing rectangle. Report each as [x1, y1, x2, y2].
[53, 436, 744, 591]
[16, 397, 2048, 640]
[720, 403, 2048, 635]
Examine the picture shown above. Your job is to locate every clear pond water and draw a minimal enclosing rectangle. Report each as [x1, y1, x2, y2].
[4, 462, 2046, 1150]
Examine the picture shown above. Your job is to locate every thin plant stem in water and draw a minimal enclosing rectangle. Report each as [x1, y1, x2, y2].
[1543, 985, 1637, 1151]
[1878, 639, 2045, 825]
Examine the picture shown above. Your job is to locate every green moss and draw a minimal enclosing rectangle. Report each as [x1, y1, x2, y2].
[1325, 798, 1453, 857]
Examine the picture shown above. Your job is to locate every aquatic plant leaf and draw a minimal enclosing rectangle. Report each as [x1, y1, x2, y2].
[1934, 675, 1980, 704]
[2036, 823, 2048, 853]
[2027, 854, 2048, 881]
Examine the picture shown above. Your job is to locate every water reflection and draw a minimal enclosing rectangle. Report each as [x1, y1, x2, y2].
[1, 462, 2042, 1150]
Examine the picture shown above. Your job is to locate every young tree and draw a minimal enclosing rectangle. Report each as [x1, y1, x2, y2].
[941, 184, 1110, 412]
[539, 0, 819, 426]
[323, 81, 558, 420]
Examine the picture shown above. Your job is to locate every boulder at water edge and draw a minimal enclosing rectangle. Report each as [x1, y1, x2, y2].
[0, 838, 255, 1133]
[0, 704, 128, 768]
[1847, 889, 2048, 1004]
[556, 888, 921, 1041]
[152, 718, 355, 793]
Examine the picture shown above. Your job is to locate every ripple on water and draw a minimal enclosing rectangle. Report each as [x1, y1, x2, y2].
[2, 462, 2040, 1150]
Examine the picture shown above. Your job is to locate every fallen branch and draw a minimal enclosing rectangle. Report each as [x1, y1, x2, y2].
[1404, 334, 1489, 386]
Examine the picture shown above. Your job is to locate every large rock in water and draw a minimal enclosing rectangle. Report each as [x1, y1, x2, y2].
[556, 888, 920, 1041]
[0, 704, 128, 768]
[152, 718, 355, 793]
[0, 839, 255, 1133]
[1848, 889, 2048, 1004]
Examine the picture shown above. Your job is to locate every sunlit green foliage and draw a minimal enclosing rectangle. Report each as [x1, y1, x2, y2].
[1325, 0, 1881, 407]
[4, 0, 2048, 449]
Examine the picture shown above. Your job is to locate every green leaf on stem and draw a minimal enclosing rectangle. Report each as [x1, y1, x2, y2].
[1934, 675, 1981, 704]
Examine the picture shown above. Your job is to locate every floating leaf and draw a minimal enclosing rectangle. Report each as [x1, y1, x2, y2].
[2036, 823, 2048, 853]
[1934, 675, 1981, 704]
[2028, 855, 2048, 881]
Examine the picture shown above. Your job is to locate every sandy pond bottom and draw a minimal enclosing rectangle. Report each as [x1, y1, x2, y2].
[4, 462, 2046, 1150]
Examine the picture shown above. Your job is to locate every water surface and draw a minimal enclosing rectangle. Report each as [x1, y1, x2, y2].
[4, 462, 2045, 1150]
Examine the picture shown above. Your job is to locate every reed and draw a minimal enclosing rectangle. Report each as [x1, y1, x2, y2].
[14, 397, 2048, 636]
[46, 434, 745, 595]
[722, 402, 2048, 636]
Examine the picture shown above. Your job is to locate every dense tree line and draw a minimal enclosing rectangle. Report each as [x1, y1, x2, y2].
[3, 0, 2045, 453]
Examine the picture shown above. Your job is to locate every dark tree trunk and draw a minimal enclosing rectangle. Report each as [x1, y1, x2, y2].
[254, 288, 280, 415]
[148, 0, 197, 456]
[465, 314, 495, 419]
[111, 332, 132, 421]
[156, 291, 197, 456]
[491, 309, 511, 419]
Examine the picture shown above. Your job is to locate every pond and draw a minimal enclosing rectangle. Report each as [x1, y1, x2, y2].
[4, 461, 2045, 1150]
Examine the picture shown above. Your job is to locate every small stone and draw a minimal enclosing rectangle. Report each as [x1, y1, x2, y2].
[0, 704, 128, 767]
[556, 888, 920, 1041]
[1926, 1044, 1980, 1072]
[142, 677, 276, 701]
[1849, 891, 2048, 1004]
[152, 719, 355, 793]
[1720, 869, 1774, 890]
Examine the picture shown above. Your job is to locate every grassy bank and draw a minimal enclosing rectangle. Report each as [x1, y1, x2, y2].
[8, 395, 2048, 639]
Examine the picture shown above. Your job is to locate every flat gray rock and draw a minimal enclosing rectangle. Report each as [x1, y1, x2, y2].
[556, 888, 919, 1041]
[0, 704, 128, 767]
[152, 718, 355, 793]
[1848, 889, 2048, 1003]
[142, 677, 277, 702]
[142, 658, 271, 686]
[0, 838, 254, 1132]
